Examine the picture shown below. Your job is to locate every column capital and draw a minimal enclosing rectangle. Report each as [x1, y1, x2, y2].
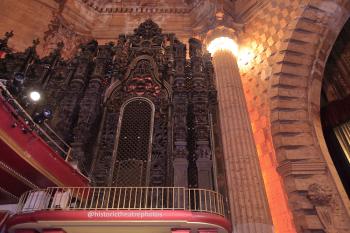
[204, 26, 237, 48]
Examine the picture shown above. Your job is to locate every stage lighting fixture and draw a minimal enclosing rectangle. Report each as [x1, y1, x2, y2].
[33, 108, 53, 124]
[29, 91, 41, 102]
[43, 108, 52, 118]
[9, 72, 25, 95]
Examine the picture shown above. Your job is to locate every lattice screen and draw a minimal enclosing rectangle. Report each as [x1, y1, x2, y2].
[113, 99, 154, 186]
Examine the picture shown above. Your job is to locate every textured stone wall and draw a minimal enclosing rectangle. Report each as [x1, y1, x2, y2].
[238, 0, 350, 232]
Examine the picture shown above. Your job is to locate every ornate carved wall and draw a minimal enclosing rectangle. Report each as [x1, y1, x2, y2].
[0, 20, 222, 195]
[1, 0, 350, 233]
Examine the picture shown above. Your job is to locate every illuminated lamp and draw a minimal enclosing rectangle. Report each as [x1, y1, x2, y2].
[29, 90, 41, 102]
[207, 37, 239, 56]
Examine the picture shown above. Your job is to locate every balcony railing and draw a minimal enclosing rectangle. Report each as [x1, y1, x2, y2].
[0, 82, 72, 161]
[17, 187, 227, 217]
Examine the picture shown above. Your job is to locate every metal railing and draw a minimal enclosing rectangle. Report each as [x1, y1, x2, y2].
[17, 187, 227, 217]
[0, 82, 72, 161]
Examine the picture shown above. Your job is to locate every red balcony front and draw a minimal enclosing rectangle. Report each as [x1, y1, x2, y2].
[0, 84, 89, 204]
[6, 187, 231, 233]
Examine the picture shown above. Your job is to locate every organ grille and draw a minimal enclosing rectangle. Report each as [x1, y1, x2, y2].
[112, 99, 154, 186]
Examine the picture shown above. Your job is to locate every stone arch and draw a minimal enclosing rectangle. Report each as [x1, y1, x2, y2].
[269, 0, 350, 231]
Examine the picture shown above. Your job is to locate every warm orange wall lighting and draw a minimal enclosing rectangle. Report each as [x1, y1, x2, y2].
[208, 37, 297, 233]
[243, 80, 297, 233]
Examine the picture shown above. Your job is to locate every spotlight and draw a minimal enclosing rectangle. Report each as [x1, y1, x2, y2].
[9, 72, 25, 96]
[42, 108, 52, 118]
[13, 72, 25, 86]
[33, 112, 45, 124]
[29, 91, 41, 102]
[33, 108, 53, 124]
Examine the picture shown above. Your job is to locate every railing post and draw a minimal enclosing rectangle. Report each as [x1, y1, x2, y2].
[65, 148, 71, 161]
[216, 192, 219, 215]
[183, 187, 186, 210]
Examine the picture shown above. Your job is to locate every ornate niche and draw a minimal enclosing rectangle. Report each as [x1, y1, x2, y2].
[90, 20, 220, 191]
[91, 21, 172, 187]
[102, 54, 171, 187]
[112, 97, 155, 187]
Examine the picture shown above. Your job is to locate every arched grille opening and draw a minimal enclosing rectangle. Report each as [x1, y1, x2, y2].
[112, 98, 154, 186]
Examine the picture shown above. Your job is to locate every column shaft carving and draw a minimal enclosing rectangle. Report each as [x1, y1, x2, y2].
[212, 50, 273, 233]
[71, 43, 114, 173]
[190, 38, 213, 190]
[53, 41, 98, 151]
[172, 40, 188, 187]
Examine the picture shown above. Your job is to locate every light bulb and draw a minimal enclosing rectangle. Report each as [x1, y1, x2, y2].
[29, 91, 41, 102]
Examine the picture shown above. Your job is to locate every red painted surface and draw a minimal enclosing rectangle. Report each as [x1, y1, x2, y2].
[0, 95, 89, 203]
[198, 229, 218, 233]
[6, 210, 231, 233]
[42, 229, 66, 233]
[171, 229, 191, 233]
[0, 169, 32, 196]
[0, 138, 56, 186]
[0, 191, 17, 204]
[15, 230, 38, 233]
[0, 211, 10, 229]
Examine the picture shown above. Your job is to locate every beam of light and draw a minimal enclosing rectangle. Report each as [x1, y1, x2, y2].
[207, 37, 239, 56]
